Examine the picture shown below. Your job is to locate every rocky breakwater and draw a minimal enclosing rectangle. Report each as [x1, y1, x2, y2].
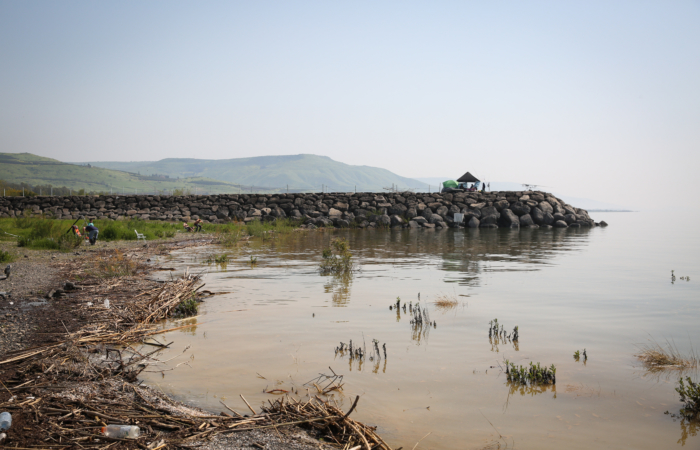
[0, 191, 604, 230]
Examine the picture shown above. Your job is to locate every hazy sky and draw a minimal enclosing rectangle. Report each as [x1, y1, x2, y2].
[1, 1, 699, 208]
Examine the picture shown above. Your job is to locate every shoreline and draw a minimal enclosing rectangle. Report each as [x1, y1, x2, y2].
[0, 234, 388, 449]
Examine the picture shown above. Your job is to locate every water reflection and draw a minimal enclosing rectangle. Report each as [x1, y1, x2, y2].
[323, 272, 353, 307]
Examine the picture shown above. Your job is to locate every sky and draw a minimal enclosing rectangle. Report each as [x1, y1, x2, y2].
[1, 1, 699, 209]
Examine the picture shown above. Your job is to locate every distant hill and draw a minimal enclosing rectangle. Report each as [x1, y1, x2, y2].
[83, 154, 428, 192]
[0, 152, 243, 195]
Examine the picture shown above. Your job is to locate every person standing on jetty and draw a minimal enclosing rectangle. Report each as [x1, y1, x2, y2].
[193, 218, 203, 232]
[85, 222, 99, 245]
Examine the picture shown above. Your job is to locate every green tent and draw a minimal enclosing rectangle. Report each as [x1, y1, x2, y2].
[442, 180, 458, 188]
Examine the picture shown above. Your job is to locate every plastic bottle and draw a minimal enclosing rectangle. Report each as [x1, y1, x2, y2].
[101, 425, 140, 439]
[104, 298, 110, 309]
[0, 412, 11, 431]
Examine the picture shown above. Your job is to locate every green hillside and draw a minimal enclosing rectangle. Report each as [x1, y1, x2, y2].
[83, 154, 428, 192]
[0, 153, 243, 195]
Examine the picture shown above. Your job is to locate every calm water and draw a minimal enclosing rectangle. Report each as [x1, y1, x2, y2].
[142, 211, 700, 449]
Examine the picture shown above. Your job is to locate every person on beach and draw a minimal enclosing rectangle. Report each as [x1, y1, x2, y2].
[84, 222, 99, 245]
[193, 218, 203, 232]
[183, 222, 193, 232]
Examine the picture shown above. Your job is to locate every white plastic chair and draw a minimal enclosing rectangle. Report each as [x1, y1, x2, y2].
[135, 230, 147, 241]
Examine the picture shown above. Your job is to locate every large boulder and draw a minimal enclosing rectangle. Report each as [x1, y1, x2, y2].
[480, 223, 498, 228]
[494, 200, 510, 211]
[554, 220, 568, 228]
[413, 216, 428, 225]
[390, 215, 404, 226]
[406, 207, 418, 219]
[541, 212, 554, 226]
[519, 214, 534, 227]
[564, 214, 577, 224]
[552, 212, 567, 223]
[531, 207, 544, 225]
[480, 206, 500, 219]
[538, 201, 553, 215]
[377, 215, 391, 226]
[480, 214, 499, 225]
[499, 209, 520, 228]
[509, 201, 531, 216]
[436, 205, 449, 217]
[328, 208, 342, 217]
[467, 217, 480, 228]
[389, 203, 408, 216]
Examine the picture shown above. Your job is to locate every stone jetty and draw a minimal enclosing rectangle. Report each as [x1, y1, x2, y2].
[0, 191, 603, 229]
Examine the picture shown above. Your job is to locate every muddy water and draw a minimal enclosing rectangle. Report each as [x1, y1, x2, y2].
[142, 211, 700, 449]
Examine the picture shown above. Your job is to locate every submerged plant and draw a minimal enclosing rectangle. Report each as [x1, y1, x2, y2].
[505, 360, 556, 386]
[574, 350, 581, 360]
[205, 253, 229, 264]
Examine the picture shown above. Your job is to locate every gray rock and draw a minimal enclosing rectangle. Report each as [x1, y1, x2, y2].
[436, 205, 448, 217]
[422, 222, 436, 228]
[554, 220, 568, 228]
[600, 221, 608, 227]
[413, 216, 428, 225]
[480, 206, 500, 219]
[519, 214, 534, 227]
[480, 214, 499, 225]
[531, 207, 544, 225]
[564, 213, 577, 224]
[499, 209, 520, 227]
[378, 215, 391, 226]
[494, 200, 510, 211]
[408, 220, 420, 228]
[552, 212, 567, 223]
[538, 201, 553, 215]
[509, 201, 531, 216]
[480, 223, 498, 228]
[328, 208, 342, 216]
[390, 215, 404, 226]
[335, 219, 350, 228]
[467, 217, 480, 228]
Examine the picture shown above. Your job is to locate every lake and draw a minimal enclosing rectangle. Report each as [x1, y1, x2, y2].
[142, 211, 700, 449]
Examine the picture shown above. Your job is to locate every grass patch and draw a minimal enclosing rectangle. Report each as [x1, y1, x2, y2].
[636, 339, 698, 371]
[94, 250, 140, 278]
[433, 293, 458, 312]
[319, 238, 355, 275]
[245, 218, 301, 238]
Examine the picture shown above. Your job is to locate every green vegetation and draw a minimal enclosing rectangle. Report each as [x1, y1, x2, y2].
[505, 360, 556, 386]
[676, 377, 700, 420]
[319, 238, 355, 275]
[1, 216, 184, 250]
[0, 249, 15, 263]
[172, 295, 199, 318]
[245, 218, 300, 238]
[205, 253, 229, 264]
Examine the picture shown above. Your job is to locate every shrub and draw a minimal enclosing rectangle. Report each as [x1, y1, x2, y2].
[0, 250, 15, 263]
[319, 238, 355, 275]
[172, 295, 198, 318]
[677, 377, 700, 420]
